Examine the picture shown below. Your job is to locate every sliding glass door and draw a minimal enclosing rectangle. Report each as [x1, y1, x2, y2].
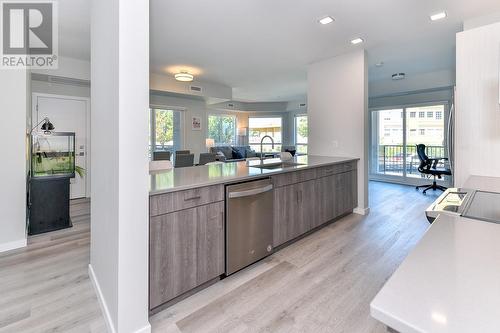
[370, 103, 449, 184]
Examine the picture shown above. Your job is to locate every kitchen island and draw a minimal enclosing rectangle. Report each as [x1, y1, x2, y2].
[149, 155, 359, 312]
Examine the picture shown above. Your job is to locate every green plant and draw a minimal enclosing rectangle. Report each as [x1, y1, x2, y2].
[75, 166, 86, 178]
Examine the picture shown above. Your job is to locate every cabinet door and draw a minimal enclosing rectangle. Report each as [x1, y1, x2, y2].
[149, 202, 224, 309]
[273, 180, 315, 247]
[334, 171, 358, 216]
[315, 175, 336, 228]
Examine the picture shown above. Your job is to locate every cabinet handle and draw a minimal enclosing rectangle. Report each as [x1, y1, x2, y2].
[184, 196, 201, 201]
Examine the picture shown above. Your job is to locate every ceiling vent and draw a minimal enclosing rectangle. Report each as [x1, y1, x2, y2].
[189, 85, 203, 93]
[299, 103, 307, 108]
[228, 103, 234, 108]
[391, 73, 406, 81]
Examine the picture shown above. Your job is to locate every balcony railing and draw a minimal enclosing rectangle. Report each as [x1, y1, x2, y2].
[377, 145, 446, 176]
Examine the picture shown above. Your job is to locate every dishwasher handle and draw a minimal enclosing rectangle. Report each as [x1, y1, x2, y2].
[228, 184, 273, 199]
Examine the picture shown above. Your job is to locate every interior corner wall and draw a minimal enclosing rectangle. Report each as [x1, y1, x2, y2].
[455, 22, 500, 186]
[307, 49, 369, 212]
[0, 69, 28, 252]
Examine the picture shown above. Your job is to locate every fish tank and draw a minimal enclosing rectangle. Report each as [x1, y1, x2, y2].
[31, 132, 76, 178]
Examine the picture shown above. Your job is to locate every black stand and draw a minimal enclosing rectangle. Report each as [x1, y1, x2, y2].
[28, 176, 72, 235]
[415, 176, 447, 195]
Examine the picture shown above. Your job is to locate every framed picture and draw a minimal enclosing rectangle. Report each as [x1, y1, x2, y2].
[192, 116, 201, 131]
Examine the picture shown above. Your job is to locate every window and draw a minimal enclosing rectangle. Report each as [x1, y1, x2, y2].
[371, 104, 447, 182]
[294, 115, 308, 154]
[249, 117, 282, 152]
[208, 114, 236, 145]
[149, 108, 183, 157]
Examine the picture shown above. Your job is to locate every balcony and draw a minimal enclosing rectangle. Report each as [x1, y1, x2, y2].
[376, 145, 446, 177]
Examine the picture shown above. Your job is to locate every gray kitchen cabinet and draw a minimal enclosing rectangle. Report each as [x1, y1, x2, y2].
[149, 201, 224, 309]
[315, 170, 358, 228]
[273, 179, 317, 247]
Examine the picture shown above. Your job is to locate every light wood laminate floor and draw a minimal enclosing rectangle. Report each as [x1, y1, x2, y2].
[0, 182, 439, 332]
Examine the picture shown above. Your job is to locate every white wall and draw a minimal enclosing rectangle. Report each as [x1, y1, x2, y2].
[90, 0, 150, 332]
[308, 49, 369, 214]
[0, 69, 28, 252]
[455, 22, 500, 186]
[32, 56, 90, 81]
[369, 69, 455, 98]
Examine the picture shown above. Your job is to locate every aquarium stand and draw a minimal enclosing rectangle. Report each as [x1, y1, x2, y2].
[28, 176, 72, 235]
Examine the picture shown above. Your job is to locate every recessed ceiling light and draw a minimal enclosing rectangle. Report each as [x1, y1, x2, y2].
[351, 37, 364, 45]
[174, 71, 194, 82]
[319, 16, 334, 25]
[430, 11, 447, 21]
[375, 62, 384, 67]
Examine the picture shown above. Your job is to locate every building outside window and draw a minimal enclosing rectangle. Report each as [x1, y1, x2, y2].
[294, 115, 308, 154]
[427, 111, 433, 118]
[436, 111, 442, 120]
[410, 112, 416, 118]
[208, 114, 236, 145]
[419, 111, 425, 118]
[419, 128, 425, 136]
[249, 117, 282, 152]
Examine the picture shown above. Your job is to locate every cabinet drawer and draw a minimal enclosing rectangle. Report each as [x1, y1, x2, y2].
[316, 161, 357, 178]
[150, 185, 224, 216]
[272, 168, 317, 188]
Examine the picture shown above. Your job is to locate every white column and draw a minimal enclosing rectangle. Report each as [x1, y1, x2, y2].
[0, 69, 28, 252]
[308, 49, 369, 214]
[89, 0, 150, 332]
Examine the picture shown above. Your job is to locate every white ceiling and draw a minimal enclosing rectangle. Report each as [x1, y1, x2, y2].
[62, 0, 500, 102]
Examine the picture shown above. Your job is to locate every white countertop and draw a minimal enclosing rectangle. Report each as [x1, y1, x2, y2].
[370, 213, 500, 333]
[149, 155, 359, 195]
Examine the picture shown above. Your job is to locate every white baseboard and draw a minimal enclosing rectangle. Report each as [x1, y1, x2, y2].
[88, 264, 151, 333]
[0, 238, 27, 253]
[135, 324, 151, 333]
[89, 264, 116, 333]
[354, 207, 370, 215]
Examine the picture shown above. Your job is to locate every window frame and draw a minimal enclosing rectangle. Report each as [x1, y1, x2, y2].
[294, 114, 308, 154]
[149, 106, 185, 157]
[207, 113, 237, 146]
[248, 116, 283, 152]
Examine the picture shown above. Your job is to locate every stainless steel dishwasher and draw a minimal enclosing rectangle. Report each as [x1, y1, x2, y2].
[226, 178, 274, 275]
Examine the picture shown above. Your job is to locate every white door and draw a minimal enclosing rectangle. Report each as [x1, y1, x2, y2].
[34, 95, 89, 199]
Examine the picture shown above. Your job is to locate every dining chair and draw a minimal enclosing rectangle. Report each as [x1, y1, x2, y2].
[174, 154, 194, 168]
[199, 153, 217, 165]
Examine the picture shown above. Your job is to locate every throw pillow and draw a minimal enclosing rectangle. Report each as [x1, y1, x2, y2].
[231, 147, 244, 159]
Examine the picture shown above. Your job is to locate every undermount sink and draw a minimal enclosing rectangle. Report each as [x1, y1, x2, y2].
[251, 162, 305, 170]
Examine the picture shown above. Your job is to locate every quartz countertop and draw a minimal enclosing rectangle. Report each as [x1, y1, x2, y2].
[150, 155, 359, 195]
[370, 212, 500, 333]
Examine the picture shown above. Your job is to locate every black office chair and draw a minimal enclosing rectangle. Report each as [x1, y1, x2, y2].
[152, 151, 171, 161]
[415, 144, 452, 194]
[175, 150, 190, 155]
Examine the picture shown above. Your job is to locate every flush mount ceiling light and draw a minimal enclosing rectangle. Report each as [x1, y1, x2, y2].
[430, 11, 447, 21]
[318, 16, 334, 25]
[350, 37, 364, 45]
[174, 71, 194, 82]
[375, 61, 384, 67]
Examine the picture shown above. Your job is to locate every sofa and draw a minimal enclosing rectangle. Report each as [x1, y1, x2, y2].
[209, 145, 258, 162]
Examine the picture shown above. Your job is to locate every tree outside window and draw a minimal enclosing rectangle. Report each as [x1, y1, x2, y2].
[208, 115, 236, 145]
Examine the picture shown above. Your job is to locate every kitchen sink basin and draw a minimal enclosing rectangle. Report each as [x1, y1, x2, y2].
[251, 162, 305, 170]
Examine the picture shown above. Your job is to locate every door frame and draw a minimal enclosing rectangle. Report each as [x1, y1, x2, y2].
[369, 101, 451, 187]
[32, 93, 91, 198]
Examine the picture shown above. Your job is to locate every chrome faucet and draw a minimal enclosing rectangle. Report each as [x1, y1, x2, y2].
[260, 135, 274, 162]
